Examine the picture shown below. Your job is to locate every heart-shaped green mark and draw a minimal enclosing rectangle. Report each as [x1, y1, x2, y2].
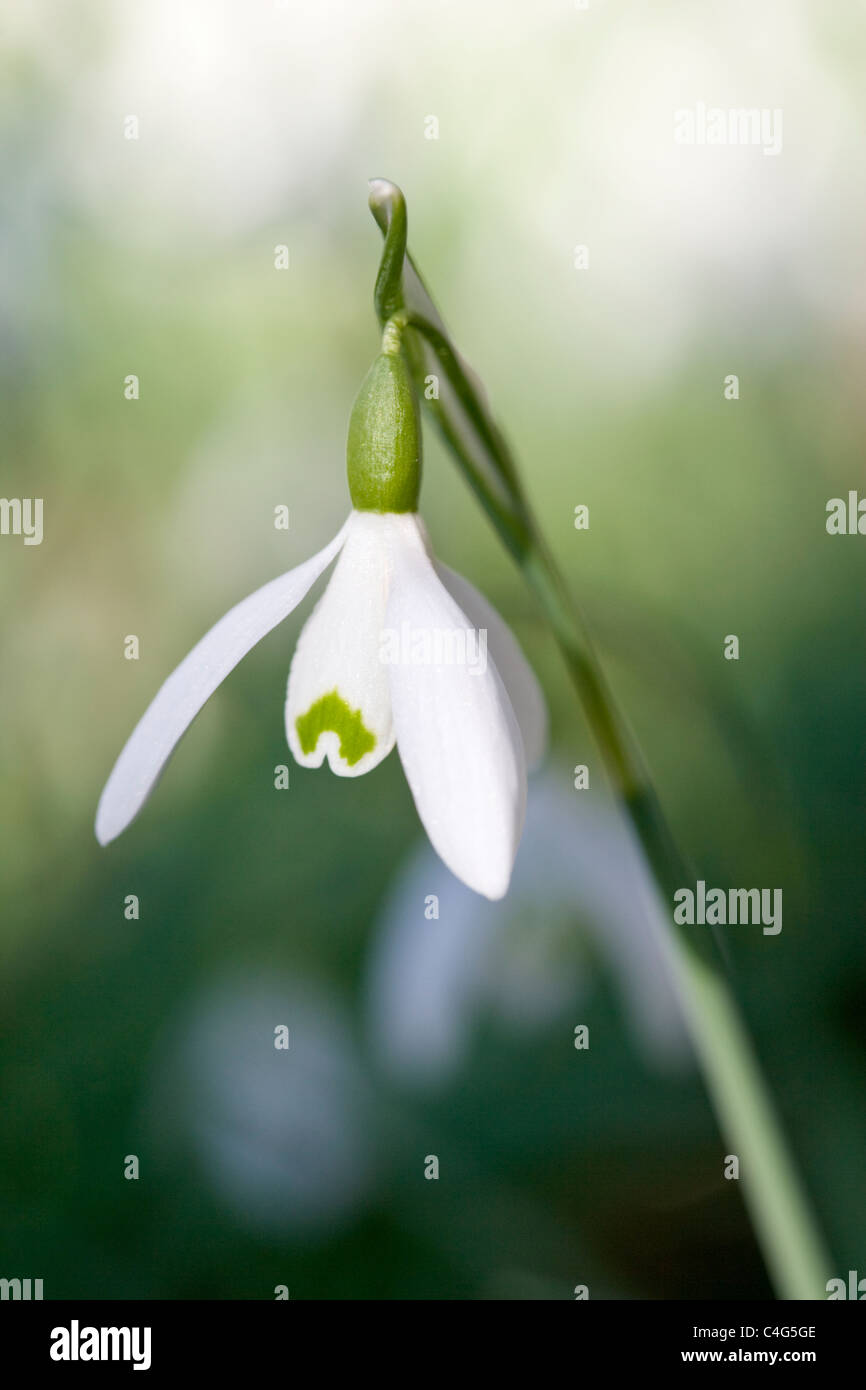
[295, 690, 376, 767]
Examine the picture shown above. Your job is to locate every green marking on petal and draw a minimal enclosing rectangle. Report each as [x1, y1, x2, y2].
[295, 690, 376, 767]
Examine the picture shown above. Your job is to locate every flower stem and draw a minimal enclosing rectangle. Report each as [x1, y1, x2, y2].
[368, 178, 834, 1299]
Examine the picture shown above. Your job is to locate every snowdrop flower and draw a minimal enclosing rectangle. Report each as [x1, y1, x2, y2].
[95, 318, 546, 898]
[365, 773, 692, 1088]
[146, 971, 378, 1238]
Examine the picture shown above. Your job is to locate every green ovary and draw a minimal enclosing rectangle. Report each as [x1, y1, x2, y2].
[295, 690, 376, 767]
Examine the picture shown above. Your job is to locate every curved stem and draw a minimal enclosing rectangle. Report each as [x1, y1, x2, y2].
[369, 179, 407, 323]
[367, 179, 834, 1300]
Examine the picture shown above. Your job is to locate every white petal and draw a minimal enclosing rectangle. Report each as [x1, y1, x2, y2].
[435, 562, 547, 769]
[385, 519, 526, 900]
[286, 511, 397, 778]
[95, 518, 351, 845]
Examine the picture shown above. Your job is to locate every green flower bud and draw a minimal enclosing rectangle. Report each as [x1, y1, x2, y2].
[346, 319, 421, 513]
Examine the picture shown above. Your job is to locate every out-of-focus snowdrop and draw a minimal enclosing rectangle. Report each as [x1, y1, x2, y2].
[365, 772, 692, 1089]
[146, 971, 379, 1239]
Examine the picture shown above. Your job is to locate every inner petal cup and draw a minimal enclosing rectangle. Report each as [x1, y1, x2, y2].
[286, 511, 397, 778]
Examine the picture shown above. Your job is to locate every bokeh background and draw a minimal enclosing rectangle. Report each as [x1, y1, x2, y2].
[2, 0, 864, 1299]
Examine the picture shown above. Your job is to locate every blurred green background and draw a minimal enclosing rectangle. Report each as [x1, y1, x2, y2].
[1, 0, 864, 1299]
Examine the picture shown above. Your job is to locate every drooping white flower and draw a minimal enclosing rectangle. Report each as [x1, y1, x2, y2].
[365, 773, 692, 1089]
[95, 324, 546, 899]
[145, 970, 380, 1239]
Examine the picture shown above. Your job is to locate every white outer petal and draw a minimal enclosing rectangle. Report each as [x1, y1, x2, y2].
[435, 562, 547, 769]
[385, 517, 526, 900]
[95, 517, 351, 845]
[285, 511, 396, 777]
